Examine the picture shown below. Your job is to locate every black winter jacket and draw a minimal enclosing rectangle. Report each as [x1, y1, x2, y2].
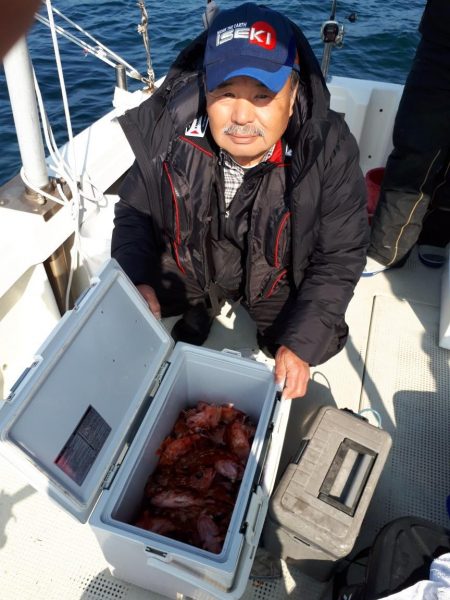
[420, 0, 450, 47]
[111, 23, 369, 366]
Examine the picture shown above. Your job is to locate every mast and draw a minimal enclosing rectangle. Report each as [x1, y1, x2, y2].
[3, 36, 49, 191]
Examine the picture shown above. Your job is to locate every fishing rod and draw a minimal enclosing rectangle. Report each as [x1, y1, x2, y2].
[321, 0, 357, 79]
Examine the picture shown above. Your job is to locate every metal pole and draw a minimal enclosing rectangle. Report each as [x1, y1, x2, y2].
[3, 36, 49, 190]
[115, 64, 127, 90]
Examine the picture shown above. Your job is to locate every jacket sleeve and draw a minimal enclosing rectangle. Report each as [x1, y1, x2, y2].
[277, 119, 369, 365]
[110, 93, 175, 287]
[111, 159, 163, 287]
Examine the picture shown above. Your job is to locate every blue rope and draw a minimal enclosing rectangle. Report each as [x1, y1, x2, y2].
[358, 408, 382, 428]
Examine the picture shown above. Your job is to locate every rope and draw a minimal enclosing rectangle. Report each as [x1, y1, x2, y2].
[23, 2, 157, 309]
[22, 1, 114, 310]
[28, 64, 108, 283]
[32, 67, 107, 207]
[137, 0, 155, 89]
[45, 0, 77, 192]
[358, 408, 383, 428]
[35, 10, 143, 82]
[47, 0, 82, 309]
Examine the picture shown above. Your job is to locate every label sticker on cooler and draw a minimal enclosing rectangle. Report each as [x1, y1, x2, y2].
[55, 406, 111, 485]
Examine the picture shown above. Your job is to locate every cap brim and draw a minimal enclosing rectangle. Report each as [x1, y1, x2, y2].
[206, 59, 292, 93]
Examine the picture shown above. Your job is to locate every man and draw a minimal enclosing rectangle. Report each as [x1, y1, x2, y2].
[111, 2, 369, 399]
[365, 0, 450, 274]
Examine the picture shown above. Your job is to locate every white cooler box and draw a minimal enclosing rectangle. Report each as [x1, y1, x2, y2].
[0, 259, 291, 600]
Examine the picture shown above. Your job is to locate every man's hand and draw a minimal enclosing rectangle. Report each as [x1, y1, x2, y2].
[274, 345, 310, 399]
[136, 284, 161, 319]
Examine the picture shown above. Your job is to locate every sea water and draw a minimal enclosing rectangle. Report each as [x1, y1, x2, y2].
[0, 0, 423, 185]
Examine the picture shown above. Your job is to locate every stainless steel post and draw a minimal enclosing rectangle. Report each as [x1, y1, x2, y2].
[115, 64, 127, 90]
[3, 36, 49, 190]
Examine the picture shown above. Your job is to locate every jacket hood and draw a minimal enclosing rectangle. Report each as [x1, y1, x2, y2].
[119, 13, 332, 185]
[159, 17, 330, 132]
[287, 21, 330, 131]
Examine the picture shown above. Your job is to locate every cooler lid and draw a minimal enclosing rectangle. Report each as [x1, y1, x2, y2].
[0, 258, 173, 523]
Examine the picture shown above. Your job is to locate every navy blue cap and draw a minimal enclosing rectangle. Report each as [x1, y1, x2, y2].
[204, 3, 297, 93]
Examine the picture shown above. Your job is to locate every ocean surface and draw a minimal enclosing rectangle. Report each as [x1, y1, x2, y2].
[0, 0, 424, 185]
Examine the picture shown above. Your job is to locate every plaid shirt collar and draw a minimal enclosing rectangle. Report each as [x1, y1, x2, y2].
[220, 145, 276, 207]
[221, 145, 275, 170]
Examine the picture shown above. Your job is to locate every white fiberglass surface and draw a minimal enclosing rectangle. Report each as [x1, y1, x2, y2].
[104, 344, 277, 565]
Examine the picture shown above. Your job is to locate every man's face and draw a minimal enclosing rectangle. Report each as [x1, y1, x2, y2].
[206, 75, 297, 167]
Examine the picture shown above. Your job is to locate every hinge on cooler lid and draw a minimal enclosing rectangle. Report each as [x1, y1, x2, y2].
[102, 442, 130, 490]
[73, 277, 100, 311]
[148, 360, 170, 397]
[6, 357, 42, 402]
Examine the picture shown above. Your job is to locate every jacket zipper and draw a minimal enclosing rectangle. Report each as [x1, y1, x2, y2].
[201, 155, 218, 289]
[163, 161, 185, 274]
[264, 269, 288, 298]
[244, 174, 259, 306]
[217, 153, 229, 234]
[274, 211, 291, 268]
[241, 167, 276, 307]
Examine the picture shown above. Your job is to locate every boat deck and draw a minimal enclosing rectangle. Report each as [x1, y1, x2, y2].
[1, 248, 449, 600]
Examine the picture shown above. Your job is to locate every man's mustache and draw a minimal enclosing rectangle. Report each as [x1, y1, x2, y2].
[223, 124, 265, 137]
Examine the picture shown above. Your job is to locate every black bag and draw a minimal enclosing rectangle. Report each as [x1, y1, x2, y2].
[333, 516, 450, 600]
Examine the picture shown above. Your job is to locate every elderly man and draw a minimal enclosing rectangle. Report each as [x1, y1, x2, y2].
[111, 2, 369, 399]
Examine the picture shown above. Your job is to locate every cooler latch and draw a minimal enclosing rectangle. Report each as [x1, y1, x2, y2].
[101, 442, 130, 490]
[6, 356, 43, 402]
[73, 277, 100, 310]
[148, 360, 170, 397]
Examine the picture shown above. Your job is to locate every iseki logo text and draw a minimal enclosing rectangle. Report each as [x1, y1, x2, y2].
[216, 21, 276, 50]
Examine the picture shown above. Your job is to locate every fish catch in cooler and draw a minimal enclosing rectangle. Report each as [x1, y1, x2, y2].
[133, 401, 256, 553]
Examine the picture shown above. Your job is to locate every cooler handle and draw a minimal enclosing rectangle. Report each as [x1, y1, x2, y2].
[221, 348, 242, 357]
[145, 553, 246, 600]
[318, 438, 377, 517]
[243, 486, 267, 546]
[145, 493, 267, 600]
[146, 556, 223, 597]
